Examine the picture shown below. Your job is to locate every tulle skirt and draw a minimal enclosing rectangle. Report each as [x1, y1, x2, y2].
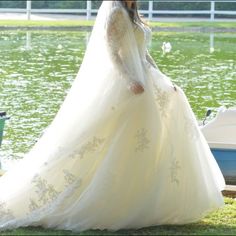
[0, 65, 225, 232]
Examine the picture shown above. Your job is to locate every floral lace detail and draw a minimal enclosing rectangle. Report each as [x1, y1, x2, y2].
[153, 84, 170, 117]
[134, 128, 150, 152]
[28, 175, 60, 212]
[78, 137, 106, 159]
[184, 115, 200, 140]
[0, 202, 14, 221]
[106, 7, 127, 50]
[29, 199, 40, 212]
[63, 170, 77, 187]
[106, 6, 140, 83]
[170, 158, 181, 185]
[2, 177, 84, 231]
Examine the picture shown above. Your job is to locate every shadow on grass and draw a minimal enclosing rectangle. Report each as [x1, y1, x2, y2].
[1, 223, 236, 236]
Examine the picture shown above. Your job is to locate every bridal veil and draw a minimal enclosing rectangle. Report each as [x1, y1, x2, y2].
[0, 0, 225, 232]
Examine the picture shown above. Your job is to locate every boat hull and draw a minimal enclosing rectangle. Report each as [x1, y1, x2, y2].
[210, 148, 236, 185]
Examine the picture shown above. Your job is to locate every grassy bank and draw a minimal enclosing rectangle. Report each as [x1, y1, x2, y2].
[0, 19, 94, 27]
[1, 198, 235, 235]
[150, 21, 236, 29]
[0, 19, 235, 29]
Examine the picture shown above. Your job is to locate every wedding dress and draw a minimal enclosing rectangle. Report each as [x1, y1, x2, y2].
[0, 1, 225, 232]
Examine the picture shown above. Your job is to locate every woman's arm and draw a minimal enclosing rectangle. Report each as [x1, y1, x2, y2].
[146, 50, 158, 69]
[106, 8, 132, 80]
[106, 7, 144, 94]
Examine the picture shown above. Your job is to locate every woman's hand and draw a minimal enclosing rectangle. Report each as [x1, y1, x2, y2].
[128, 81, 144, 95]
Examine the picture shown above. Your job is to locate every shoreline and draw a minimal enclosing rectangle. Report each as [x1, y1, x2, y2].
[0, 25, 236, 33]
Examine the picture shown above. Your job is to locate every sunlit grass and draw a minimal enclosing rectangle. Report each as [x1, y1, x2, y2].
[0, 20, 94, 27]
[149, 21, 236, 28]
[1, 198, 235, 235]
[0, 19, 235, 29]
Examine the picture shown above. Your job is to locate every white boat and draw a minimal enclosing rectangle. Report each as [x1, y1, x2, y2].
[201, 106, 236, 185]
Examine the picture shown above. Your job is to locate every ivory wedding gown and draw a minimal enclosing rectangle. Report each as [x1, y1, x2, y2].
[0, 1, 225, 232]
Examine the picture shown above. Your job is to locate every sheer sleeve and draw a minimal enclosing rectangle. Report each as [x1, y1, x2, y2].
[106, 7, 135, 83]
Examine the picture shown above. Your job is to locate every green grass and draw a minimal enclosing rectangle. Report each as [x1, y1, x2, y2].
[149, 21, 236, 28]
[0, 19, 235, 29]
[1, 198, 235, 235]
[0, 19, 94, 27]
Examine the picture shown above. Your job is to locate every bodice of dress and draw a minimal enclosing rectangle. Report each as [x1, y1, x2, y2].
[132, 21, 155, 71]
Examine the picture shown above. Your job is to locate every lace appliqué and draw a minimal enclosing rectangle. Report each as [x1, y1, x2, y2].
[153, 84, 170, 117]
[63, 170, 76, 187]
[184, 115, 200, 140]
[78, 137, 105, 159]
[67, 136, 105, 159]
[134, 128, 150, 152]
[1, 175, 83, 230]
[106, 7, 127, 49]
[29, 199, 40, 212]
[29, 175, 60, 212]
[63, 169, 82, 188]
[0, 202, 14, 221]
[170, 158, 181, 185]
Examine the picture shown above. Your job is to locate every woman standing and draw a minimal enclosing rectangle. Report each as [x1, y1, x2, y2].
[0, 0, 224, 232]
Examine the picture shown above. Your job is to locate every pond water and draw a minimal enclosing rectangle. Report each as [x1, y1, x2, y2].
[0, 30, 235, 164]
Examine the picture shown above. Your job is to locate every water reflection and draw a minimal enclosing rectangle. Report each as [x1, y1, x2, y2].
[22, 31, 217, 55]
[210, 32, 214, 53]
[85, 32, 91, 45]
[26, 31, 31, 50]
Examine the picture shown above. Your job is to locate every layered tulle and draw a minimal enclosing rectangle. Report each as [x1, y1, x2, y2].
[0, 1, 225, 232]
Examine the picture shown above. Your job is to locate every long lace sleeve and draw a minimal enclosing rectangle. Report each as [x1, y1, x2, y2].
[106, 7, 135, 82]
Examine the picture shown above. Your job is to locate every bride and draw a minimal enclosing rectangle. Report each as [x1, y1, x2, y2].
[0, 0, 225, 232]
